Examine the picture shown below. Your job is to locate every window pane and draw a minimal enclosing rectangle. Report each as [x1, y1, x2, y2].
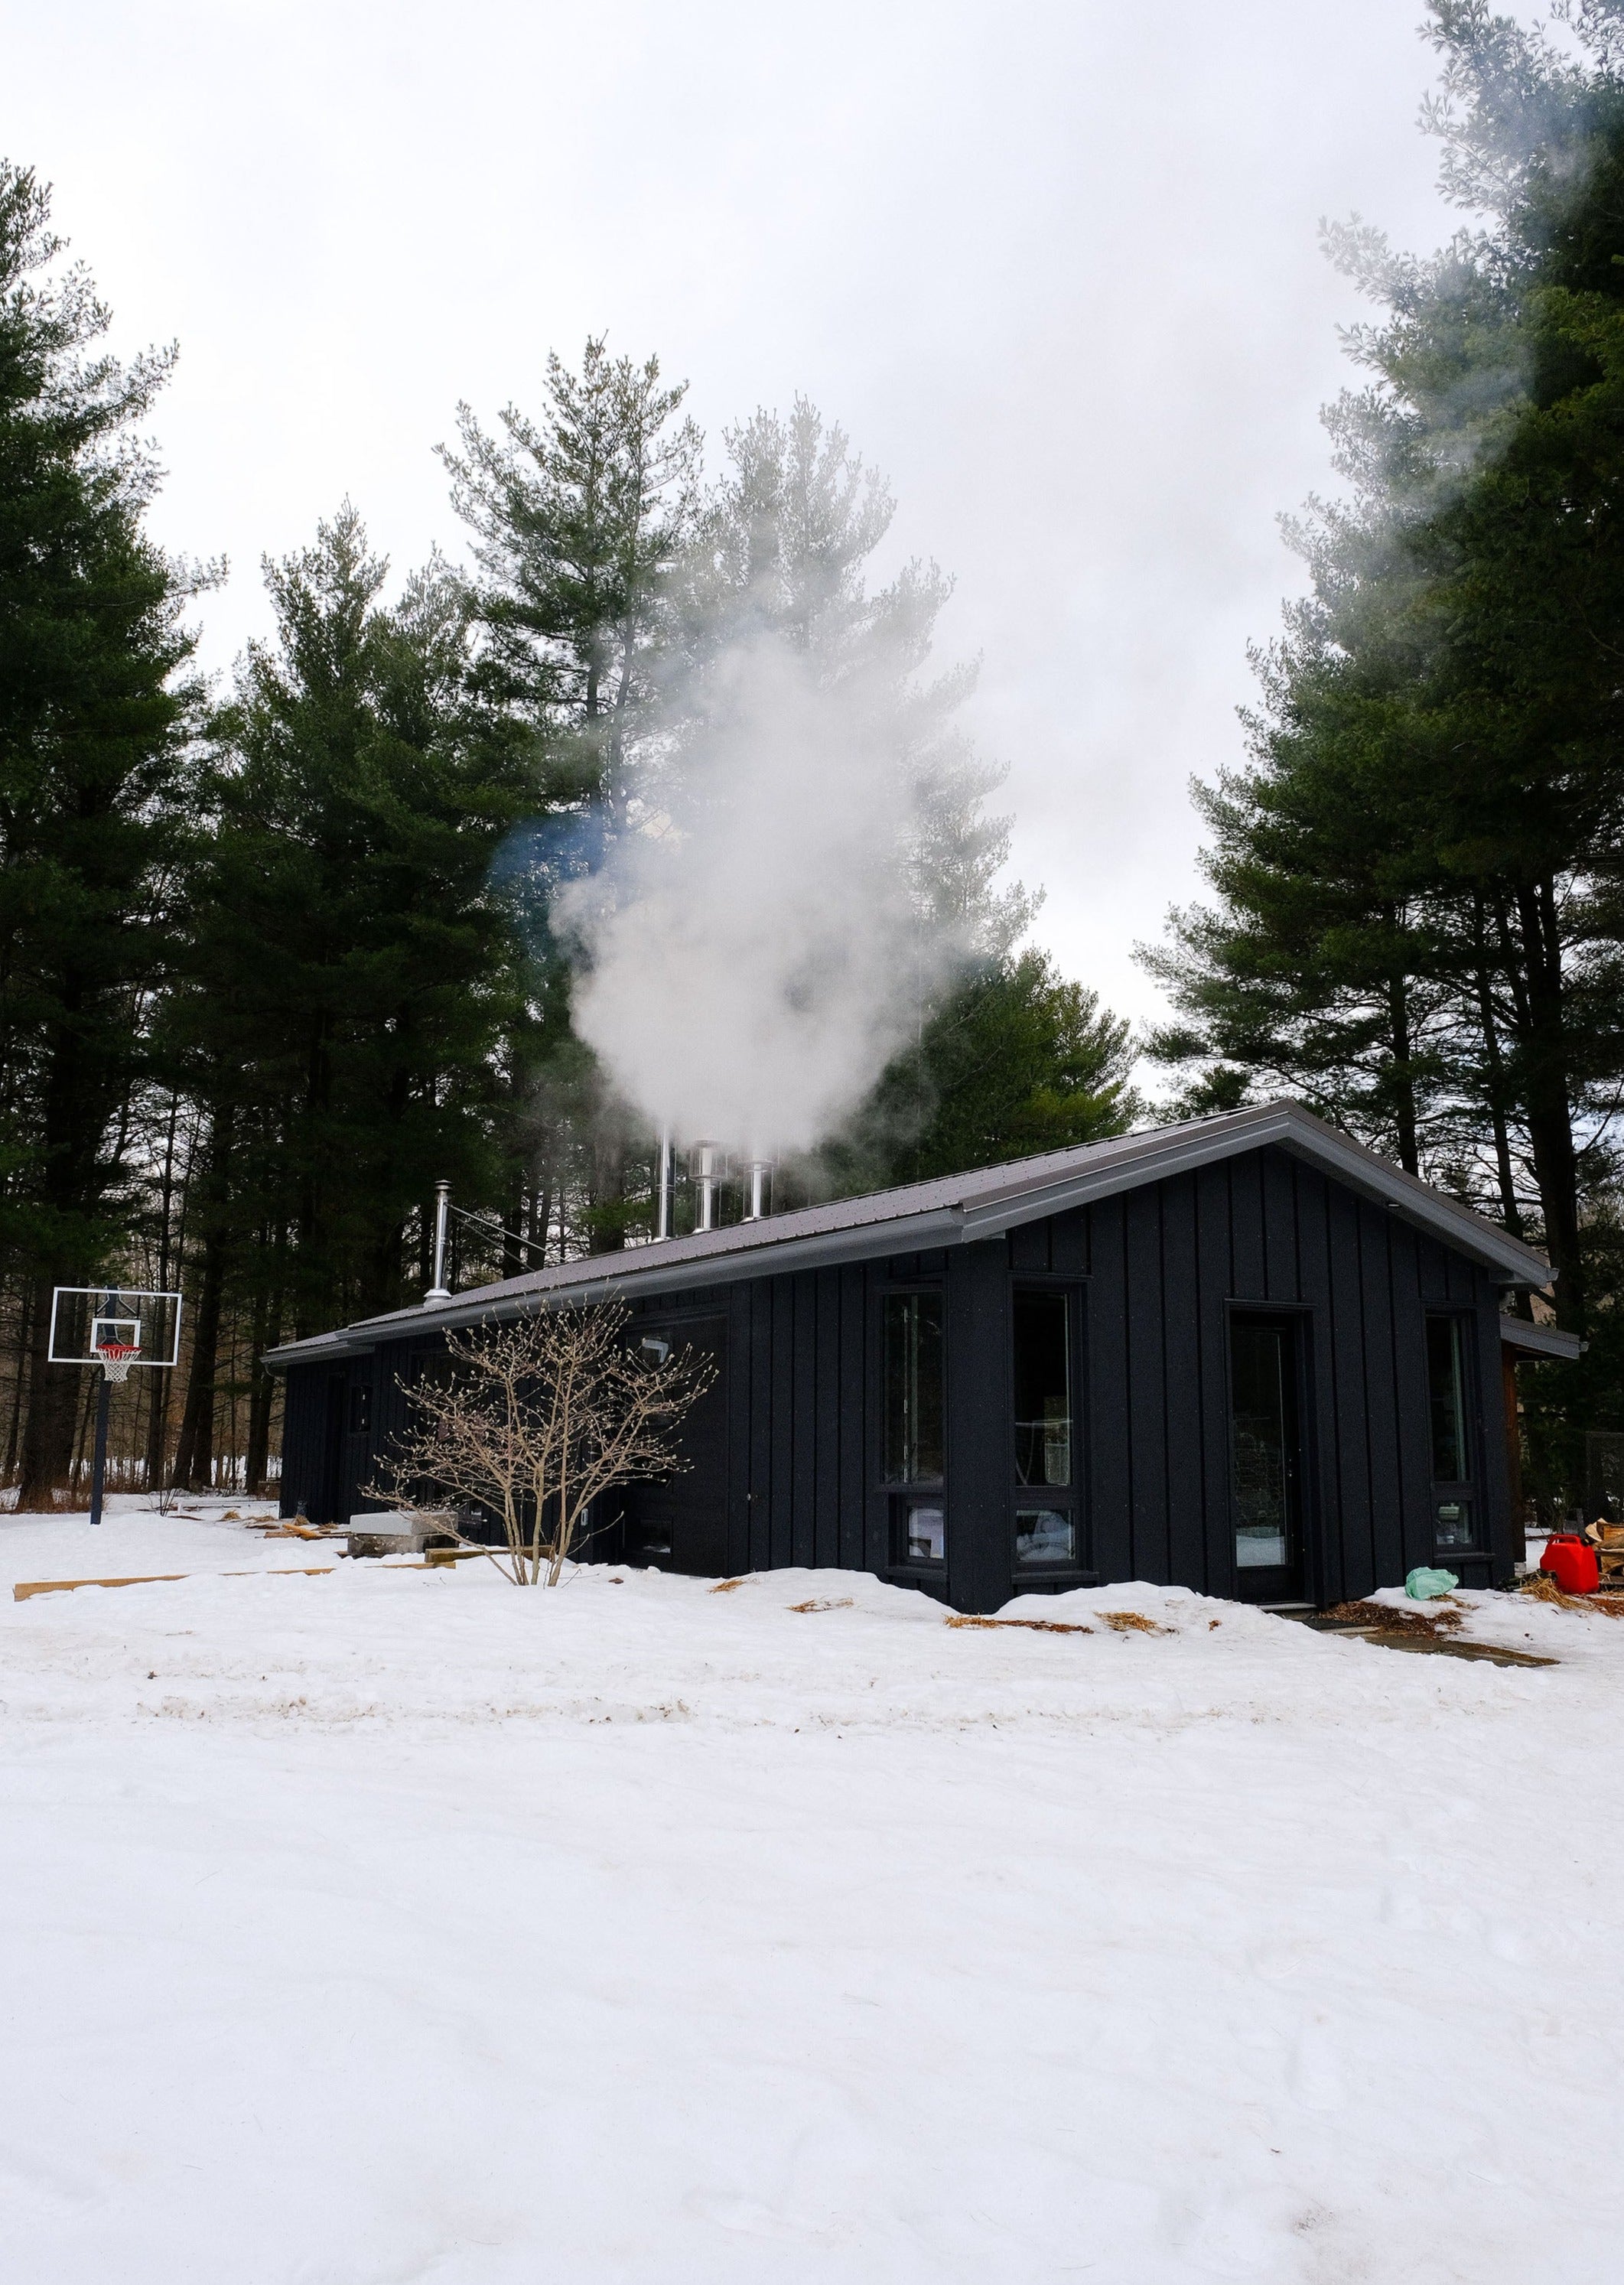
[906, 1504, 945, 1562]
[1435, 1499, 1475, 1549]
[884, 1293, 944, 1483]
[1231, 1323, 1290, 1569]
[1015, 1509, 1076, 1566]
[1014, 1291, 1071, 1486]
[1427, 1317, 1470, 1483]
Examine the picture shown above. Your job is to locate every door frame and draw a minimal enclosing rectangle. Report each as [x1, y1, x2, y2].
[1225, 1303, 1317, 1606]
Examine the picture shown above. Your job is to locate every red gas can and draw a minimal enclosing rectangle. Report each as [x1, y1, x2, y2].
[1541, 1535, 1600, 1595]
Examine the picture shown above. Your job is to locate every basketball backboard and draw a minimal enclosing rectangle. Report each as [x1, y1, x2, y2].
[48, 1287, 182, 1369]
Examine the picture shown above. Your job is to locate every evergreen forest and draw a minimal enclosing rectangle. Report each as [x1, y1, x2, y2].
[0, 175, 1135, 1503]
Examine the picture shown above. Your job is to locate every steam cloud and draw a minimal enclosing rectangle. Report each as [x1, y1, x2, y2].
[558, 632, 968, 1159]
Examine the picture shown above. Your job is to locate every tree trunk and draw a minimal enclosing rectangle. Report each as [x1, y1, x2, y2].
[1385, 967, 1420, 1177]
[1512, 880, 1584, 1326]
[144, 1091, 183, 1491]
[1476, 978, 1525, 1237]
[589, 1143, 626, 1253]
[4, 1284, 34, 1483]
[171, 1110, 237, 1491]
[17, 1277, 82, 1505]
[171, 1229, 228, 1491]
[245, 1271, 282, 1499]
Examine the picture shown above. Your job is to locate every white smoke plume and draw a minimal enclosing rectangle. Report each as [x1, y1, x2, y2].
[557, 629, 974, 1160]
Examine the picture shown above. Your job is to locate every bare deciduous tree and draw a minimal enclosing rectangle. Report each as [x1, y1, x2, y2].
[371, 1299, 714, 1585]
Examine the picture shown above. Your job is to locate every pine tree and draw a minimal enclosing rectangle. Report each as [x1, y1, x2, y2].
[685, 398, 1033, 961]
[1143, 2, 1624, 1505]
[833, 949, 1138, 1189]
[442, 339, 703, 1248]
[168, 508, 535, 1448]
[0, 162, 201, 1499]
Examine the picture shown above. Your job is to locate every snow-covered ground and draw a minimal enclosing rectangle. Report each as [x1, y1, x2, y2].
[2, 1501, 1621, 2283]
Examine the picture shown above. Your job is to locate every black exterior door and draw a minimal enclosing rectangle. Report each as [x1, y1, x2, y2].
[1229, 1314, 1306, 1604]
[623, 1317, 729, 1577]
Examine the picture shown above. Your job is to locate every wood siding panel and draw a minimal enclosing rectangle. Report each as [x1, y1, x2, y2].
[770, 1277, 796, 1569]
[1290, 1164, 1344, 1602]
[1158, 1173, 1206, 1592]
[1195, 1161, 1235, 1601]
[945, 1240, 1010, 1613]
[791, 1274, 817, 1567]
[1050, 1208, 1088, 1278]
[813, 1268, 841, 1567]
[1387, 1222, 1432, 1584]
[1124, 1184, 1170, 1582]
[749, 1280, 773, 1571]
[1230, 1155, 1267, 1300]
[840, 1265, 867, 1570]
[278, 1365, 330, 1520]
[1357, 1203, 1402, 1603]
[1326, 1181, 1375, 1595]
[1086, 1199, 1132, 1584]
[1262, 1147, 1300, 1301]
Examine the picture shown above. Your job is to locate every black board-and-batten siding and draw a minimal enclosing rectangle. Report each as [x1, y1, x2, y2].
[278, 1142, 1515, 1612]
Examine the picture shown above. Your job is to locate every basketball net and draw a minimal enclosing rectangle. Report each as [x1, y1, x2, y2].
[94, 1343, 138, 1384]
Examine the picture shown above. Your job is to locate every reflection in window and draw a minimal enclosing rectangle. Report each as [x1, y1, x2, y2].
[906, 1504, 945, 1563]
[1014, 1291, 1071, 1486]
[1015, 1509, 1076, 1566]
[1427, 1317, 1470, 1483]
[1435, 1499, 1476, 1549]
[884, 1293, 944, 1483]
[1231, 1321, 1290, 1570]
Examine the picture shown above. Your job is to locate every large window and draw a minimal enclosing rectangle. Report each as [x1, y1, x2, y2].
[1426, 1314, 1476, 1549]
[884, 1291, 945, 1567]
[884, 1291, 944, 1484]
[1014, 1291, 1071, 1487]
[1012, 1287, 1079, 1569]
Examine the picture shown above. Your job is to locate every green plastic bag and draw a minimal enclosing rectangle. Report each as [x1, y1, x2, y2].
[1406, 1565, 1460, 1600]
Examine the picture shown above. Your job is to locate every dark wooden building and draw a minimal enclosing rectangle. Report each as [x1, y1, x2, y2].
[266, 1102, 1569, 1612]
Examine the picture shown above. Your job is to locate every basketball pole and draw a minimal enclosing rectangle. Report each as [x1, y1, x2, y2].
[89, 1368, 112, 1528]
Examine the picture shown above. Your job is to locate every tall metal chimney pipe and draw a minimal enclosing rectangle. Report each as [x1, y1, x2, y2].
[695, 1143, 719, 1234]
[425, 1180, 452, 1303]
[744, 1157, 772, 1221]
[655, 1129, 674, 1242]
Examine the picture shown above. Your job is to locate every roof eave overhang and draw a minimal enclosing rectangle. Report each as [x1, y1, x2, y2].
[962, 1104, 1552, 1288]
[263, 1205, 969, 1369]
[264, 1101, 1554, 1371]
[1499, 1314, 1584, 1361]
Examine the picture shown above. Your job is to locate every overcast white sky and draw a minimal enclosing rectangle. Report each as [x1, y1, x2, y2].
[5, 0, 1544, 1028]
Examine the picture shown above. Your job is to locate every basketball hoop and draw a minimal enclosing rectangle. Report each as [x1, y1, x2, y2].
[48, 1287, 182, 1526]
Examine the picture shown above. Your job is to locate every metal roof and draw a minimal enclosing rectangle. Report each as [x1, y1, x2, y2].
[265, 1099, 1554, 1369]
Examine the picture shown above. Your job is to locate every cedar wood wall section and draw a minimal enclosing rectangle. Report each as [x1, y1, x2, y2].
[278, 1144, 1512, 1606]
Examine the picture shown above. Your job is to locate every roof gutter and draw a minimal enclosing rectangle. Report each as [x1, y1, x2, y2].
[1499, 1314, 1584, 1362]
